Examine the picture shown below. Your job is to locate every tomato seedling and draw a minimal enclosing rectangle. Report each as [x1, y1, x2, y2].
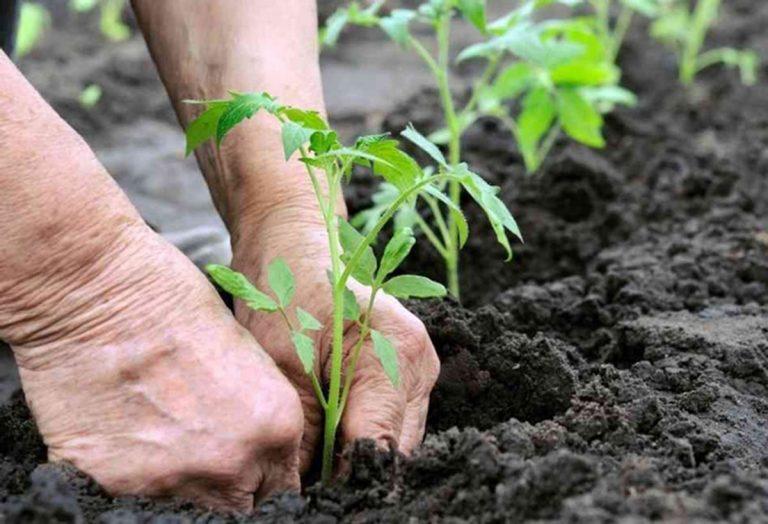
[184, 91, 520, 483]
[648, 0, 757, 85]
[322, 0, 633, 296]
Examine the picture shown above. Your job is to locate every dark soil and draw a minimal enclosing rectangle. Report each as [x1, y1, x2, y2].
[2, 2, 768, 523]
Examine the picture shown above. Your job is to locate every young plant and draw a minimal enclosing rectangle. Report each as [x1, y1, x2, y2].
[648, 0, 758, 85]
[587, 0, 660, 60]
[323, 0, 633, 297]
[184, 91, 520, 483]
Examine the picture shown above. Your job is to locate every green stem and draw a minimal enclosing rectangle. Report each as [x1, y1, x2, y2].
[414, 214, 450, 259]
[321, 171, 345, 484]
[336, 290, 378, 421]
[611, 7, 633, 61]
[435, 14, 462, 299]
[460, 54, 501, 119]
[681, 0, 720, 85]
[276, 305, 327, 409]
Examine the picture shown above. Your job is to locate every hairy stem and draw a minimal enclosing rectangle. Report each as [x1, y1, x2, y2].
[321, 167, 345, 484]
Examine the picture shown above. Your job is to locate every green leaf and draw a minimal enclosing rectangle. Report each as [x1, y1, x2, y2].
[360, 139, 422, 192]
[206, 264, 277, 312]
[492, 62, 534, 100]
[458, 166, 523, 259]
[379, 9, 416, 47]
[281, 107, 328, 130]
[343, 287, 361, 321]
[557, 88, 605, 148]
[297, 308, 323, 331]
[457, 0, 486, 33]
[402, 124, 447, 166]
[384, 275, 447, 299]
[267, 258, 295, 307]
[216, 92, 278, 145]
[70, 0, 98, 12]
[517, 87, 557, 171]
[320, 8, 350, 47]
[309, 130, 340, 155]
[370, 330, 400, 387]
[185, 101, 228, 156]
[423, 185, 469, 248]
[551, 62, 618, 86]
[281, 121, 314, 160]
[378, 227, 416, 281]
[339, 219, 377, 286]
[291, 331, 316, 374]
[580, 85, 637, 106]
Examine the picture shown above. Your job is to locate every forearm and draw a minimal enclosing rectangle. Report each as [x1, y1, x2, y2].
[0, 51, 144, 344]
[131, 0, 334, 239]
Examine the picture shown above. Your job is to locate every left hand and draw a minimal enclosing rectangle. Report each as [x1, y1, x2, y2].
[231, 207, 441, 473]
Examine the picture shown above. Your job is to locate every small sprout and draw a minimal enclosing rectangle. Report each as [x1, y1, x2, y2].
[78, 84, 102, 109]
[648, 0, 759, 85]
[186, 91, 518, 482]
[15, 2, 50, 58]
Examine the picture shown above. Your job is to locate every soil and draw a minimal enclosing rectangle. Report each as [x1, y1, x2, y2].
[2, 2, 768, 523]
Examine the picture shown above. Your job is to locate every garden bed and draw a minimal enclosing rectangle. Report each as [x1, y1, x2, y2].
[2, 2, 768, 522]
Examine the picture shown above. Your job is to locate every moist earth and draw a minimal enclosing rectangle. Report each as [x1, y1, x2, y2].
[2, 2, 768, 523]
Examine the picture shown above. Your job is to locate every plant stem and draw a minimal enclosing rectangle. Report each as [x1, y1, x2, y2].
[336, 290, 378, 420]
[681, 0, 720, 85]
[435, 13, 462, 298]
[610, 6, 633, 61]
[321, 168, 345, 484]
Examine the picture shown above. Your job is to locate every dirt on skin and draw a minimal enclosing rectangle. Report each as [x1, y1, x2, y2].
[2, 2, 768, 523]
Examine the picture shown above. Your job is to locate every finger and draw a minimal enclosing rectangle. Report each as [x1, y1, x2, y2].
[398, 394, 430, 454]
[338, 346, 407, 451]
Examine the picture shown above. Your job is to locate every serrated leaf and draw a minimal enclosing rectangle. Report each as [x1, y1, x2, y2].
[517, 87, 557, 171]
[297, 308, 322, 331]
[267, 258, 295, 307]
[185, 102, 228, 156]
[339, 219, 377, 286]
[402, 124, 447, 166]
[360, 139, 422, 192]
[320, 8, 350, 47]
[292, 331, 316, 374]
[343, 287, 361, 321]
[423, 185, 469, 248]
[206, 264, 277, 312]
[281, 121, 314, 160]
[457, 0, 486, 33]
[557, 88, 604, 148]
[458, 166, 522, 259]
[216, 92, 278, 145]
[378, 228, 415, 281]
[370, 330, 400, 387]
[383, 275, 446, 299]
[379, 9, 415, 47]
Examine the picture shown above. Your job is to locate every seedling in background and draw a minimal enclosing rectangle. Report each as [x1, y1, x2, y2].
[323, 0, 633, 297]
[185, 91, 520, 483]
[648, 0, 758, 85]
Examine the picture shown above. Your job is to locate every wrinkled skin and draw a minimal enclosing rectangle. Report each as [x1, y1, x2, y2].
[6, 221, 305, 512]
[233, 209, 441, 472]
